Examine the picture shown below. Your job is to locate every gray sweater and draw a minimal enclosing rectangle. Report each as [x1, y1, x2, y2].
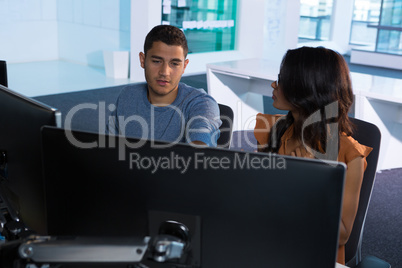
[107, 82, 221, 147]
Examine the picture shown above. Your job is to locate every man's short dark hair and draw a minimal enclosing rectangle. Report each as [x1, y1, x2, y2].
[144, 25, 189, 58]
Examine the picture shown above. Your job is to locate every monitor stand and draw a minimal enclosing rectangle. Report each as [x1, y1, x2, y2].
[18, 235, 150, 263]
[0, 220, 195, 267]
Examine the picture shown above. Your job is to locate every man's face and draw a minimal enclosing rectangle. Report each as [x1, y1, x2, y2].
[139, 41, 189, 105]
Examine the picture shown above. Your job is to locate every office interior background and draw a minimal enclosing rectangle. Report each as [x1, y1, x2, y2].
[1, 1, 401, 199]
[1, 0, 401, 168]
[1, 0, 401, 94]
[0, 0, 401, 266]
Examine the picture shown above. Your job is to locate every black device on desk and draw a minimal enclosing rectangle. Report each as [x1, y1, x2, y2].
[40, 126, 346, 268]
[0, 84, 61, 236]
[0, 60, 7, 87]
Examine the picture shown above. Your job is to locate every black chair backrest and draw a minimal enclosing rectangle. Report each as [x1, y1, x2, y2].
[217, 103, 234, 148]
[345, 117, 381, 266]
[0, 60, 7, 87]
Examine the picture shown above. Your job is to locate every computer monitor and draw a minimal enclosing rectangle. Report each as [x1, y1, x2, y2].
[0, 60, 7, 87]
[41, 126, 346, 268]
[0, 85, 61, 235]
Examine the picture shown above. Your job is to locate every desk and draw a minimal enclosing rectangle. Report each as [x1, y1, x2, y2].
[351, 72, 402, 169]
[206, 58, 278, 131]
[207, 58, 402, 170]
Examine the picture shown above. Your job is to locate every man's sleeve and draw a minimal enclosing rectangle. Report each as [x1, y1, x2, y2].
[186, 94, 222, 147]
[106, 97, 120, 135]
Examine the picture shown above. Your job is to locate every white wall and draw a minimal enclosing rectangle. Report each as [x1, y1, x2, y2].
[130, 1, 162, 81]
[1, 0, 302, 75]
[0, 0, 58, 63]
[263, 0, 300, 62]
[0, 0, 130, 68]
[331, 0, 354, 54]
[57, 0, 130, 68]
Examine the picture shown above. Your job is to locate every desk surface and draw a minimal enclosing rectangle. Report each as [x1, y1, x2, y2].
[207, 58, 279, 81]
[351, 72, 402, 104]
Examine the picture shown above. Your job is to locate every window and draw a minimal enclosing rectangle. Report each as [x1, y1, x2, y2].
[298, 0, 334, 41]
[161, 0, 237, 54]
[350, 0, 402, 55]
[350, 0, 381, 45]
[376, 0, 402, 54]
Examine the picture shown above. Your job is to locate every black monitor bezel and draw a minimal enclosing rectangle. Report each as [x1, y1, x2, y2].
[41, 126, 346, 267]
[0, 84, 61, 235]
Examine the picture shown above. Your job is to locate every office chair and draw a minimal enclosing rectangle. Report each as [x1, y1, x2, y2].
[229, 130, 257, 152]
[217, 103, 234, 148]
[0, 60, 7, 87]
[345, 118, 390, 268]
[355, 256, 391, 268]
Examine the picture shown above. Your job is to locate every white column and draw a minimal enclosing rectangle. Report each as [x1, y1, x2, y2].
[330, 0, 355, 53]
[130, 0, 162, 82]
[263, 0, 300, 61]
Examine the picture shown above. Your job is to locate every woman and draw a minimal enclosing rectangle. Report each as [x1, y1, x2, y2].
[254, 46, 372, 264]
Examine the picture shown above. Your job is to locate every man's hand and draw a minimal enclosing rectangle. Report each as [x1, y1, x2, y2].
[190, 140, 207, 147]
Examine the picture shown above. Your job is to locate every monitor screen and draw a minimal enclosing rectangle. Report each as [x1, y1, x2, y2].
[41, 126, 345, 268]
[0, 84, 61, 235]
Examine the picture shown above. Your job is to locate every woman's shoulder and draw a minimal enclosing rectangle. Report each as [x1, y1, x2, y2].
[339, 134, 373, 165]
[339, 135, 371, 153]
[254, 113, 286, 146]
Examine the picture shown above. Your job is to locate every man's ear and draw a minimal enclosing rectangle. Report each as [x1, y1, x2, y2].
[183, 58, 189, 73]
[139, 52, 145, 69]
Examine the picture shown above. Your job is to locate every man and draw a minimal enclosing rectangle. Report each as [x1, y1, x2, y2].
[108, 25, 221, 147]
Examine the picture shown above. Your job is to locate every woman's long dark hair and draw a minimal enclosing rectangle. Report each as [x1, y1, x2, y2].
[265, 46, 354, 154]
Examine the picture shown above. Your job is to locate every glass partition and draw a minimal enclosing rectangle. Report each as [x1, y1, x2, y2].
[350, 0, 381, 45]
[298, 0, 334, 41]
[161, 0, 237, 54]
[350, 0, 402, 55]
[377, 0, 402, 54]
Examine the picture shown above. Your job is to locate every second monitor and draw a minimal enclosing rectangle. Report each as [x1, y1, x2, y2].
[41, 126, 346, 268]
